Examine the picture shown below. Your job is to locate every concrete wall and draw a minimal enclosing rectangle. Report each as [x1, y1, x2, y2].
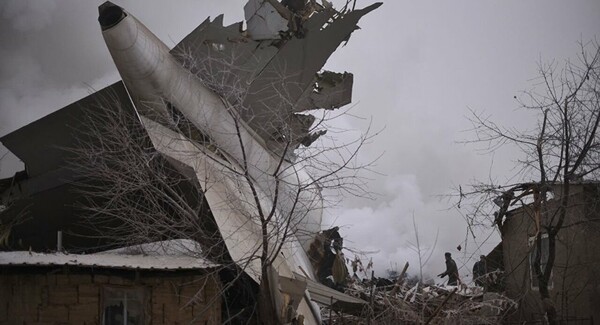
[501, 184, 600, 322]
[0, 269, 221, 324]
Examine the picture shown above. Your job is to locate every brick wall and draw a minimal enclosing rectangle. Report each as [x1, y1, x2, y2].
[0, 269, 221, 324]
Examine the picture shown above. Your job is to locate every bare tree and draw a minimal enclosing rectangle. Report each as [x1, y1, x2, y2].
[459, 40, 600, 323]
[67, 38, 376, 324]
[407, 213, 438, 285]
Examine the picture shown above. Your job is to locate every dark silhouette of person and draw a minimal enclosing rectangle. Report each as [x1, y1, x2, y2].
[438, 252, 459, 286]
[318, 228, 343, 288]
[473, 255, 487, 287]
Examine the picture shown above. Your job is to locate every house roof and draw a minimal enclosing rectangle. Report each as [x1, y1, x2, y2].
[0, 239, 218, 271]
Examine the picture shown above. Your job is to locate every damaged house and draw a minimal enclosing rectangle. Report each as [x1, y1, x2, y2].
[0, 86, 245, 324]
[0, 0, 381, 323]
[490, 182, 600, 323]
[0, 240, 221, 324]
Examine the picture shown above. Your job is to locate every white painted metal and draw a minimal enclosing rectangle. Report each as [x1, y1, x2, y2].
[100, 9, 325, 323]
[101, 9, 322, 252]
[244, 0, 289, 40]
[142, 117, 319, 324]
[141, 117, 315, 279]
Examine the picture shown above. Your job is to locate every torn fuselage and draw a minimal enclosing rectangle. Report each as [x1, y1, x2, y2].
[98, 1, 379, 323]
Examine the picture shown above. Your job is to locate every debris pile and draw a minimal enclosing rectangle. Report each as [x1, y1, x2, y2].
[320, 266, 516, 324]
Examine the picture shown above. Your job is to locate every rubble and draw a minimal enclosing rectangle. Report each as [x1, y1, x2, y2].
[305, 229, 515, 323]
[320, 266, 516, 324]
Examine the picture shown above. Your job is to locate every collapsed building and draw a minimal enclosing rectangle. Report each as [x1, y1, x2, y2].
[486, 182, 600, 323]
[0, 1, 381, 324]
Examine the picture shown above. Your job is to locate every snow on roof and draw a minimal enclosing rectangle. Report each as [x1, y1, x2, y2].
[0, 239, 218, 271]
[103, 239, 204, 257]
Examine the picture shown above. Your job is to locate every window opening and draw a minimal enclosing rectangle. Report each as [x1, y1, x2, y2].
[528, 233, 553, 290]
[102, 286, 145, 325]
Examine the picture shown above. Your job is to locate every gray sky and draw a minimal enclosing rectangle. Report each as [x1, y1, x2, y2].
[1, 0, 598, 281]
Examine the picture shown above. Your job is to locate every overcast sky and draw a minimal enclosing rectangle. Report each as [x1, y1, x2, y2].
[1, 0, 598, 282]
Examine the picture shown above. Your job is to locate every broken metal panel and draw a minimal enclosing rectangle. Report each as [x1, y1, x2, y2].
[291, 272, 368, 315]
[270, 113, 316, 149]
[170, 15, 279, 107]
[279, 274, 308, 307]
[244, 0, 289, 40]
[294, 71, 354, 113]
[244, 4, 380, 111]
[277, 273, 315, 323]
[241, 3, 381, 149]
[168, 3, 381, 154]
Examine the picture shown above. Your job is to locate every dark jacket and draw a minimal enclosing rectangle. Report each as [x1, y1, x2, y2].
[440, 258, 459, 285]
[473, 261, 487, 278]
[473, 260, 487, 285]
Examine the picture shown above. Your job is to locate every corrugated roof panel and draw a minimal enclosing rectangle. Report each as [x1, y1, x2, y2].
[0, 240, 218, 271]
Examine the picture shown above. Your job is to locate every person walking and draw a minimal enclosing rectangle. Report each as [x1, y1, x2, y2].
[472, 255, 487, 287]
[438, 252, 459, 286]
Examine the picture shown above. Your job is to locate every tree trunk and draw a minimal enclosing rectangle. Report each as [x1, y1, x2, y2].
[538, 279, 557, 324]
[258, 271, 281, 325]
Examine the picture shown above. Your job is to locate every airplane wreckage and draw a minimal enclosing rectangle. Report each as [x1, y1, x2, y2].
[0, 0, 381, 323]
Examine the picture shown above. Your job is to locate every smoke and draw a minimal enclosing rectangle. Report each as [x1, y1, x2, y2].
[1, 0, 57, 32]
[325, 174, 500, 286]
[324, 174, 449, 279]
[326, 175, 423, 268]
